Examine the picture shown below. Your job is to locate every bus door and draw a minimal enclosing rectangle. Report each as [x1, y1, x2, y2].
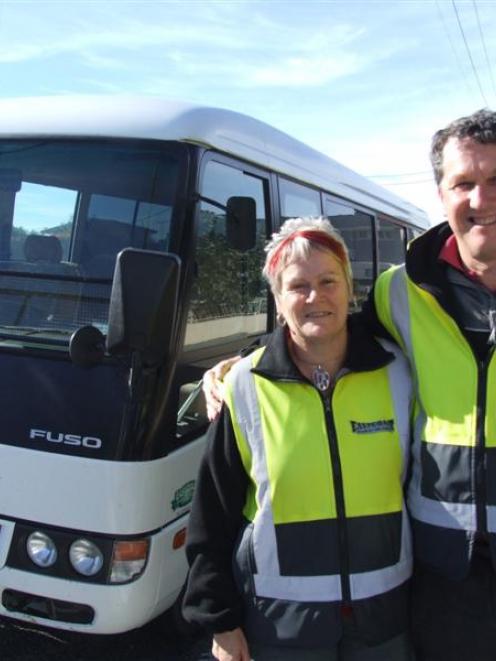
[175, 155, 273, 447]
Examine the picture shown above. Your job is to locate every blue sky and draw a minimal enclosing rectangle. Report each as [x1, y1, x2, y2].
[1, 0, 495, 223]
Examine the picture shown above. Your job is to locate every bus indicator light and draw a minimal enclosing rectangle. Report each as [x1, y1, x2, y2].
[173, 528, 187, 550]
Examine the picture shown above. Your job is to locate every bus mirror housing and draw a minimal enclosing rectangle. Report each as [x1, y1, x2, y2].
[0, 169, 22, 259]
[226, 196, 256, 251]
[0, 168, 22, 192]
[106, 249, 181, 367]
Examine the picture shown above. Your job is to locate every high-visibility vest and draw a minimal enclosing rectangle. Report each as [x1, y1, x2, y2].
[374, 264, 496, 577]
[224, 339, 412, 646]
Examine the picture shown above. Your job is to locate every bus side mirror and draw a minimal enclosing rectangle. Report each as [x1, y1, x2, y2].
[226, 196, 256, 251]
[106, 249, 181, 367]
[0, 169, 22, 259]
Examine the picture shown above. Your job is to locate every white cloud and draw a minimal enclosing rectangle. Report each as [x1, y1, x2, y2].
[0, 1, 377, 90]
[0, 4, 261, 64]
[249, 54, 364, 87]
[78, 51, 128, 71]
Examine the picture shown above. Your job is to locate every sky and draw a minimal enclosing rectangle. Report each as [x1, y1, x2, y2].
[0, 0, 496, 225]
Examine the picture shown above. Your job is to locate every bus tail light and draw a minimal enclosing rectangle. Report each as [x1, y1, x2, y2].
[110, 539, 149, 584]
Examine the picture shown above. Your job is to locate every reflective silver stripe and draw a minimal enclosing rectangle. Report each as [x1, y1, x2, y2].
[229, 354, 280, 577]
[379, 338, 412, 483]
[254, 574, 342, 602]
[410, 498, 476, 530]
[388, 266, 413, 358]
[486, 506, 496, 533]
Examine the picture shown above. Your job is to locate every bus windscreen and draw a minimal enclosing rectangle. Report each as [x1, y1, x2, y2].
[0, 139, 183, 343]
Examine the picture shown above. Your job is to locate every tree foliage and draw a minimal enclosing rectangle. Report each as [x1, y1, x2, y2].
[189, 211, 267, 321]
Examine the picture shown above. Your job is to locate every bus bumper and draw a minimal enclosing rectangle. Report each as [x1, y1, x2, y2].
[0, 516, 190, 634]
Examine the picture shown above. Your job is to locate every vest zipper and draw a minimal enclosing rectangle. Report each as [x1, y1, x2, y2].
[475, 349, 494, 533]
[322, 391, 351, 605]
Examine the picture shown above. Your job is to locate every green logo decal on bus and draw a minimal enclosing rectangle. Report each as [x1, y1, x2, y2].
[172, 480, 195, 510]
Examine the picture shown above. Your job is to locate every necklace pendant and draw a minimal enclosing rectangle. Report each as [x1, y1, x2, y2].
[313, 365, 331, 392]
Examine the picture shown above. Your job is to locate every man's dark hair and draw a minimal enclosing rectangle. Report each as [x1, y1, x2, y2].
[430, 109, 496, 184]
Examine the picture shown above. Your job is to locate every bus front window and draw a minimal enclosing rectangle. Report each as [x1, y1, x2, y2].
[0, 140, 184, 345]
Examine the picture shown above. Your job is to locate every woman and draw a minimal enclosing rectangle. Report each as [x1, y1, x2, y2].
[183, 217, 414, 660]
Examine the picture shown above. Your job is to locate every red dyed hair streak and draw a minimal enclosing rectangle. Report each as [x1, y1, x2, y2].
[267, 229, 347, 277]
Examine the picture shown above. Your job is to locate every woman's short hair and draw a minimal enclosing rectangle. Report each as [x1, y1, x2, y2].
[262, 217, 353, 295]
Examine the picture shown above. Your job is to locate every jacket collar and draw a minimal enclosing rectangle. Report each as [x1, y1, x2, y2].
[252, 317, 395, 383]
[406, 221, 452, 296]
[404, 221, 489, 317]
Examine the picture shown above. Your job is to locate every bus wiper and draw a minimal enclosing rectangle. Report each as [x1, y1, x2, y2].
[0, 325, 73, 336]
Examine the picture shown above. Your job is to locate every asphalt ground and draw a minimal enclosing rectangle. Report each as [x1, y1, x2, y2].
[0, 616, 212, 661]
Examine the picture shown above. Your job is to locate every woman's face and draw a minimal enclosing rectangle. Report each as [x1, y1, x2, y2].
[275, 248, 350, 347]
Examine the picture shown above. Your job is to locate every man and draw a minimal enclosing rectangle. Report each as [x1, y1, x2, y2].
[202, 109, 496, 660]
[367, 108, 496, 661]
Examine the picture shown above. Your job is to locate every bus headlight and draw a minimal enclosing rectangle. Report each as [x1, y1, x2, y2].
[110, 539, 149, 584]
[26, 531, 58, 568]
[69, 539, 104, 577]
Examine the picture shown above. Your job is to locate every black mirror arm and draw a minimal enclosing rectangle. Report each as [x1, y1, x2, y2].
[191, 193, 228, 214]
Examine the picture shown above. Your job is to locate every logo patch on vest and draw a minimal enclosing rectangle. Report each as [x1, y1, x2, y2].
[351, 419, 395, 434]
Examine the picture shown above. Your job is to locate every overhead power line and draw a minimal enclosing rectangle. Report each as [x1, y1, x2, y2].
[368, 174, 436, 187]
[379, 179, 435, 187]
[369, 171, 432, 179]
[435, 0, 473, 96]
[472, 0, 496, 100]
[367, 169, 436, 186]
[451, 0, 489, 105]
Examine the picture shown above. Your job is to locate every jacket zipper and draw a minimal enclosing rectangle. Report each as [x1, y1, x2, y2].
[475, 348, 494, 533]
[322, 391, 351, 605]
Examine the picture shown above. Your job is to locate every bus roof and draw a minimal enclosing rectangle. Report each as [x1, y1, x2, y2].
[0, 95, 431, 228]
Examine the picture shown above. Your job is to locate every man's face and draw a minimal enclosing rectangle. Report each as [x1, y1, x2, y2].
[439, 137, 496, 269]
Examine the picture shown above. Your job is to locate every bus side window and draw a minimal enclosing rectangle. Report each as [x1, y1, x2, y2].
[407, 226, 423, 243]
[324, 197, 374, 310]
[279, 177, 321, 218]
[186, 160, 268, 347]
[377, 218, 406, 274]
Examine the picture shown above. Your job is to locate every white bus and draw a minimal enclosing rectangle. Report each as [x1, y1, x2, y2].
[0, 96, 430, 634]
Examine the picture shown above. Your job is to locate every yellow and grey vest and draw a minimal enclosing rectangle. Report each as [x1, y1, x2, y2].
[375, 264, 496, 576]
[224, 339, 412, 646]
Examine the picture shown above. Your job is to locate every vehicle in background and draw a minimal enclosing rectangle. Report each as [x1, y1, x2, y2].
[0, 96, 430, 634]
